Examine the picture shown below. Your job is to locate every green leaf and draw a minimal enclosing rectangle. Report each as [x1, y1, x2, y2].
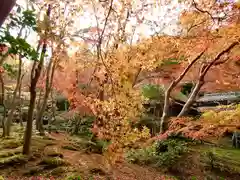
[2, 63, 17, 77]
[142, 84, 165, 100]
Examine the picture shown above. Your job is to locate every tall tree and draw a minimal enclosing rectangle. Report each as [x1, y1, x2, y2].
[0, 8, 39, 136]
[23, 4, 51, 155]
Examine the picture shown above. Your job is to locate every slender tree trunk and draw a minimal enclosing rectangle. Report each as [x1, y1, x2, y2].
[37, 52, 56, 135]
[0, 73, 7, 137]
[48, 89, 56, 133]
[5, 58, 22, 136]
[22, 81, 37, 154]
[50, 89, 56, 122]
[23, 49, 45, 154]
[160, 51, 205, 133]
[18, 74, 24, 127]
[37, 88, 51, 135]
[36, 88, 43, 130]
[22, 4, 51, 155]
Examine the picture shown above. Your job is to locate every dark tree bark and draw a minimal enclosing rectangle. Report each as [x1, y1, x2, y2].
[0, 0, 16, 27]
[0, 73, 7, 137]
[35, 86, 44, 130]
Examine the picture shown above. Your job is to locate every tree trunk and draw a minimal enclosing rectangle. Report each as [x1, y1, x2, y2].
[23, 50, 45, 155]
[18, 74, 24, 127]
[50, 90, 56, 121]
[160, 51, 205, 133]
[48, 89, 56, 133]
[0, 0, 16, 27]
[36, 50, 56, 135]
[35, 88, 43, 130]
[22, 4, 52, 155]
[160, 84, 173, 134]
[0, 73, 7, 137]
[37, 89, 50, 135]
[22, 81, 37, 154]
[5, 58, 22, 136]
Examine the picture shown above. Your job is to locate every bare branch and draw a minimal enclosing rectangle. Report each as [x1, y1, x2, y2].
[178, 41, 239, 117]
[192, 0, 226, 22]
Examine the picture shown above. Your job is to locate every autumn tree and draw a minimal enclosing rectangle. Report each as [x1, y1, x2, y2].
[35, 1, 82, 135]
[51, 0, 180, 162]
[0, 7, 38, 137]
[22, 4, 50, 154]
[157, 0, 240, 133]
[34, 0, 240, 160]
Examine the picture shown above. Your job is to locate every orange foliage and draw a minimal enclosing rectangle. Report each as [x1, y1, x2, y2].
[48, 0, 240, 162]
[154, 105, 240, 141]
[53, 25, 240, 161]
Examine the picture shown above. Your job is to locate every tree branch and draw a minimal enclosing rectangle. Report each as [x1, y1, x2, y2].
[178, 41, 239, 117]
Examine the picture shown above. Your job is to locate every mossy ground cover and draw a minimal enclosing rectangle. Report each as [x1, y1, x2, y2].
[198, 145, 240, 174]
[177, 142, 240, 180]
[1, 124, 239, 180]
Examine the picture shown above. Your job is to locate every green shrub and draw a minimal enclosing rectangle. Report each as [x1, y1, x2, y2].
[67, 114, 95, 137]
[126, 139, 188, 168]
[56, 95, 70, 111]
[142, 84, 165, 100]
[181, 82, 194, 96]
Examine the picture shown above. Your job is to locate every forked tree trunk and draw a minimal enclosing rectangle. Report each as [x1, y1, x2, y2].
[178, 41, 239, 117]
[159, 51, 205, 133]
